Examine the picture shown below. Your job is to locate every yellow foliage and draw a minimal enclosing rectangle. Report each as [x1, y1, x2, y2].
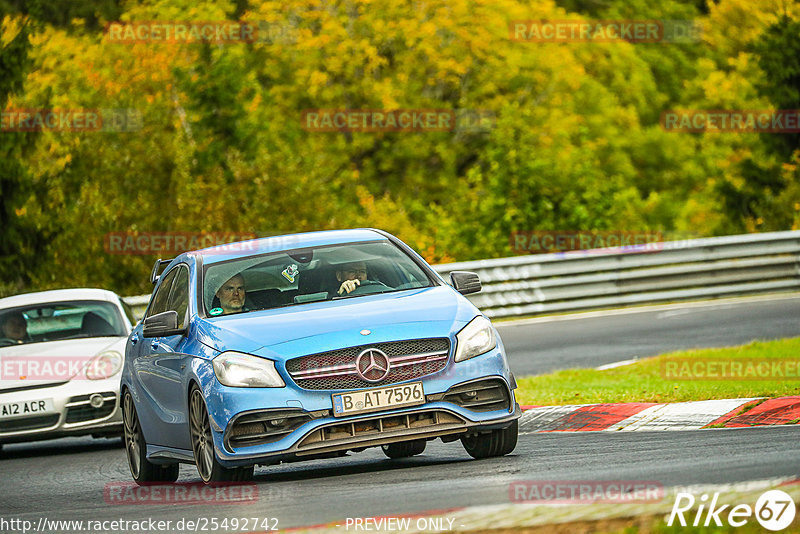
[705, 0, 800, 56]
[355, 187, 453, 264]
[1, 15, 26, 46]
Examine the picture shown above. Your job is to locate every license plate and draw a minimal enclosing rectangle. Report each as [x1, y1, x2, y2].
[0, 398, 56, 420]
[332, 382, 424, 417]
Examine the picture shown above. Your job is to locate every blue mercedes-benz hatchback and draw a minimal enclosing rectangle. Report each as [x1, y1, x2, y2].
[121, 229, 519, 483]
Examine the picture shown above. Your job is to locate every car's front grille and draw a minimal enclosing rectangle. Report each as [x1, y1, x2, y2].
[65, 392, 116, 423]
[286, 338, 450, 390]
[0, 414, 60, 433]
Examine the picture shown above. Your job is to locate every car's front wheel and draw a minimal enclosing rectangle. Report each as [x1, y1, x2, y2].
[123, 390, 179, 484]
[189, 386, 253, 483]
[461, 420, 518, 459]
[382, 439, 426, 459]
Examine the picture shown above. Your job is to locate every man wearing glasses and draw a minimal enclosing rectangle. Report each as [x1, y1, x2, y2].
[335, 261, 368, 295]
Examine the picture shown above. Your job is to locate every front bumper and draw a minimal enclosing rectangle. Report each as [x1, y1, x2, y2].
[218, 402, 521, 466]
[0, 377, 122, 444]
[192, 342, 518, 467]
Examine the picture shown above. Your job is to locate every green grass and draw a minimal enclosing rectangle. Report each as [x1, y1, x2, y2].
[515, 337, 800, 406]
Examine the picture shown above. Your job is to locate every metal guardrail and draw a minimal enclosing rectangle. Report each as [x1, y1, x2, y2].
[434, 231, 800, 318]
[123, 231, 800, 320]
[124, 294, 151, 320]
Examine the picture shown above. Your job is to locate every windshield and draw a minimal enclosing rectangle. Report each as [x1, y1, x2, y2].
[202, 240, 434, 316]
[0, 300, 128, 347]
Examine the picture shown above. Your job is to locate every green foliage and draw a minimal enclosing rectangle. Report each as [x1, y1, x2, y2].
[0, 0, 124, 30]
[752, 15, 800, 159]
[2, 0, 799, 297]
[707, 8, 800, 234]
[0, 16, 49, 295]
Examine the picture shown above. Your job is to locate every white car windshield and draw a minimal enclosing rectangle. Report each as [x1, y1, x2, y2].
[0, 301, 127, 346]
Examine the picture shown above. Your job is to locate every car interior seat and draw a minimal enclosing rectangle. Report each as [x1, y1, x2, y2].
[298, 264, 338, 296]
[248, 288, 284, 309]
[80, 311, 116, 336]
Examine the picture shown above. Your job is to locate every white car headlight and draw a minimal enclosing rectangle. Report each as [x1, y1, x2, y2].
[85, 351, 123, 380]
[454, 315, 497, 362]
[213, 351, 285, 388]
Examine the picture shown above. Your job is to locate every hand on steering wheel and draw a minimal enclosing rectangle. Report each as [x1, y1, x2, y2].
[339, 280, 390, 296]
[338, 278, 362, 295]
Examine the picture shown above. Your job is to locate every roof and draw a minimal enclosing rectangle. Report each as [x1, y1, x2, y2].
[195, 228, 388, 265]
[0, 288, 122, 309]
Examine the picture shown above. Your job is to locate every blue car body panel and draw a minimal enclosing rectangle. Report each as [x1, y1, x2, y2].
[121, 229, 519, 469]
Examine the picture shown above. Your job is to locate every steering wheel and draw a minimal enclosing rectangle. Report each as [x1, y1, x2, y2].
[344, 280, 391, 296]
[0, 337, 18, 347]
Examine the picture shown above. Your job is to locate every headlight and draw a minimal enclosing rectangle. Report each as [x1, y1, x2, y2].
[212, 351, 285, 388]
[85, 351, 123, 380]
[454, 315, 497, 362]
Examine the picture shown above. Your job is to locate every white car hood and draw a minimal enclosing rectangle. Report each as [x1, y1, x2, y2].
[0, 337, 125, 392]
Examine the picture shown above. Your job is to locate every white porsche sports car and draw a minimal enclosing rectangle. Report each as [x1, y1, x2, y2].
[0, 288, 135, 452]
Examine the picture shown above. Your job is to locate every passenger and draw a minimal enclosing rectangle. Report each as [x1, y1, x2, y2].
[336, 261, 368, 295]
[1, 312, 29, 344]
[215, 274, 248, 314]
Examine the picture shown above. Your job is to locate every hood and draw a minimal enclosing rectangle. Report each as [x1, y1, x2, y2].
[0, 337, 125, 391]
[193, 286, 479, 359]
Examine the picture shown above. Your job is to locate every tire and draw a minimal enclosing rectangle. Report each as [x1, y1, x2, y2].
[382, 439, 426, 459]
[461, 420, 518, 459]
[122, 389, 179, 484]
[189, 386, 254, 483]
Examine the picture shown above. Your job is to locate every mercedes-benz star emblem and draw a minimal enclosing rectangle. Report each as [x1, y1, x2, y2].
[355, 348, 391, 382]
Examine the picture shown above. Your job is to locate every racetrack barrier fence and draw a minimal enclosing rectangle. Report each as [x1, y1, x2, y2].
[123, 231, 800, 320]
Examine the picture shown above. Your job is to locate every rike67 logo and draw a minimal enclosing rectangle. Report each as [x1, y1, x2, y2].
[668, 490, 796, 531]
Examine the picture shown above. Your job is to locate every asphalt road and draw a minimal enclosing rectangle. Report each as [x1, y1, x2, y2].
[1, 295, 799, 532]
[1, 427, 799, 531]
[497, 295, 800, 376]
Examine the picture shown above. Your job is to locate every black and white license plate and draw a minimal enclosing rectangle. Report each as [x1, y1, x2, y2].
[332, 382, 424, 417]
[0, 398, 56, 420]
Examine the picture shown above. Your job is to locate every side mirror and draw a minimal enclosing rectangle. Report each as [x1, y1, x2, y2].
[142, 311, 185, 338]
[450, 271, 481, 295]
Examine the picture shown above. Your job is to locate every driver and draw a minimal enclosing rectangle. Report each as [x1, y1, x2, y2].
[1, 312, 29, 344]
[336, 261, 368, 295]
[215, 274, 248, 314]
